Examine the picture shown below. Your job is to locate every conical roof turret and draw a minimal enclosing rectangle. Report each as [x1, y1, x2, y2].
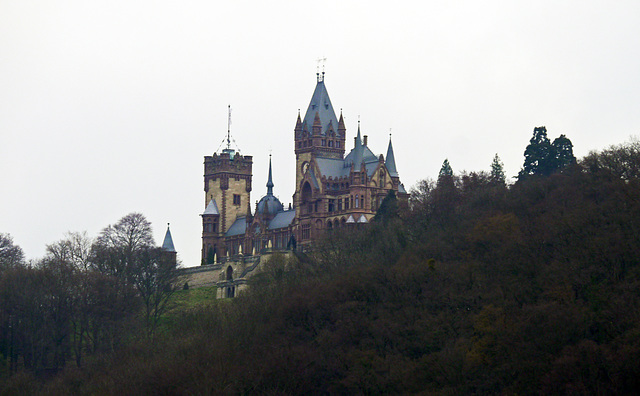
[203, 199, 220, 215]
[302, 76, 340, 137]
[386, 135, 399, 177]
[162, 223, 176, 252]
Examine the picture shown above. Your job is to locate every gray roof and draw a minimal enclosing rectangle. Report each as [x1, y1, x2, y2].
[257, 156, 284, 215]
[385, 137, 399, 177]
[309, 166, 320, 189]
[346, 215, 356, 223]
[268, 209, 296, 230]
[202, 199, 219, 215]
[315, 157, 350, 179]
[399, 183, 407, 194]
[302, 79, 340, 136]
[357, 215, 368, 223]
[162, 225, 176, 252]
[364, 162, 380, 177]
[257, 195, 283, 215]
[225, 217, 247, 237]
[345, 145, 378, 167]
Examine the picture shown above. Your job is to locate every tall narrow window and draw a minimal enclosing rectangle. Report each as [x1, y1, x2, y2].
[302, 224, 311, 240]
[233, 194, 241, 205]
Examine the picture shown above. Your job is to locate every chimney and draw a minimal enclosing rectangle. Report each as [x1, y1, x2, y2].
[363, 135, 368, 146]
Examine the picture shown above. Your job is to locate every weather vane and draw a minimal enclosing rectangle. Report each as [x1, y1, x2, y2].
[316, 57, 327, 81]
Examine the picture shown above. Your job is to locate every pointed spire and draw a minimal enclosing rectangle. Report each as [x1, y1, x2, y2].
[338, 110, 346, 137]
[266, 154, 274, 196]
[312, 111, 322, 135]
[386, 134, 399, 177]
[303, 74, 339, 137]
[162, 223, 176, 252]
[353, 121, 364, 170]
[294, 110, 302, 134]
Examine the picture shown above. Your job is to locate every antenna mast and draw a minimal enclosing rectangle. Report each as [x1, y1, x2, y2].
[227, 104, 232, 150]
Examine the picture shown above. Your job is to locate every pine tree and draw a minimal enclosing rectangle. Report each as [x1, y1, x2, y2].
[438, 159, 453, 180]
[552, 134, 576, 170]
[519, 126, 553, 179]
[490, 153, 506, 185]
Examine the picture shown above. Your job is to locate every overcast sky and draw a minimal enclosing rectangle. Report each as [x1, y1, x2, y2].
[2, 1, 639, 267]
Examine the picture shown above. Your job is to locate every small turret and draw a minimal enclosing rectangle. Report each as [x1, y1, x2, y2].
[161, 223, 177, 267]
[352, 122, 364, 171]
[338, 111, 346, 137]
[386, 135, 399, 177]
[312, 111, 322, 136]
[162, 223, 176, 252]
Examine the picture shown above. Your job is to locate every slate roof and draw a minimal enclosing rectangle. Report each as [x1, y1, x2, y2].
[257, 156, 284, 215]
[162, 224, 176, 252]
[302, 79, 340, 136]
[225, 217, 247, 237]
[315, 157, 350, 178]
[386, 137, 399, 177]
[268, 209, 296, 230]
[202, 199, 220, 215]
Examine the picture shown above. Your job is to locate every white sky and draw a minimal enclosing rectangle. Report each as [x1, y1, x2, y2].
[1, 1, 639, 267]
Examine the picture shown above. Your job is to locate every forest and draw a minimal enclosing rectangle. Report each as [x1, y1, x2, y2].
[1, 127, 640, 394]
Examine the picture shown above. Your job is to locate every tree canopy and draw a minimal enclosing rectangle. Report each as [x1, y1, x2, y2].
[519, 126, 576, 179]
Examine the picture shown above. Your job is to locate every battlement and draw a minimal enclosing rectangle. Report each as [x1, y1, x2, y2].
[204, 151, 253, 176]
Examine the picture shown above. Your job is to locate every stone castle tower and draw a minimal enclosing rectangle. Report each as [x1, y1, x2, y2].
[201, 147, 252, 263]
[291, 72, 406, 245]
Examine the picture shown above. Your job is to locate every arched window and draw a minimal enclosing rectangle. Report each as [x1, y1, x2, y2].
[226, 266, 233, 281]
[355, 195, 360, 208]
[301, 182, 313, 214]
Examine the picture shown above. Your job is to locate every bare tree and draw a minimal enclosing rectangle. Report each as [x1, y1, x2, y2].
[92, 213, 155, 280]
[46, 231, 93, 270]
[91, 213, 177, 338]
[132, 247, 179, 337]
[95, 212, 155, 255]
[0, 233, 24, 270]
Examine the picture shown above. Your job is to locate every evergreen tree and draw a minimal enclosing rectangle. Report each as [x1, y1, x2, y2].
[519, 126, 553, 179]
[373, 190, 399, 224]
[490, 153, 506, 185]
[438, 159, 453, 180]
[551, 134, 576, 170]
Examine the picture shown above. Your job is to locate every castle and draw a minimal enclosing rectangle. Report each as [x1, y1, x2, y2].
[200, 72, 406, 267]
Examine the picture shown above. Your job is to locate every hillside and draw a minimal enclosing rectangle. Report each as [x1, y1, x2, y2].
[3, 138, 640, 394]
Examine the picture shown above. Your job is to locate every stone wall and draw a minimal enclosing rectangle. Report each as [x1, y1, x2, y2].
[176, 251, 295, 298]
